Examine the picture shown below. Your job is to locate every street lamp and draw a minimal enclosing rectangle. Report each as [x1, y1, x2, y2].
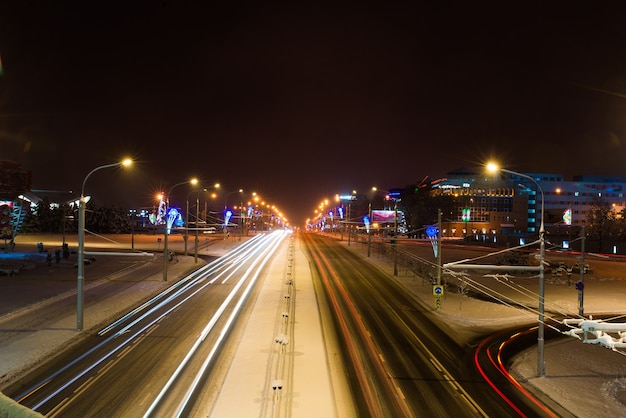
[223, 189, 243, 240]
[185, 183, 220, 257]
[185, 188, 204, 257]
[163, 178, 198, 281]
[372, 187, 399, 276]
[77, 158, 132, 331]
[224, 188, 243, 210]
[337, 191, 357, 245]
[487, 162, 546, 377]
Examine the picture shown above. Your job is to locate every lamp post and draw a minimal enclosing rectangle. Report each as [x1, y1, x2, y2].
[163, 178, 198, 281]
[190, 183, 220, 258]
[488, 162, 546, 377]
[77, 159, 132, 331]
[238, 200, 245, 241]
[338, 191, 357, 246]
[222, 188, 242, 240]
[185, 195, 191, 256]
[185, 188, 205, 256]
[195, 193, 200, 263]
[367, 200, 372, 257]
[184, 184, 220, 256]
[224, 189, 243, 230]
[372, 187, 399, 276]
[224, 188, 243, 211]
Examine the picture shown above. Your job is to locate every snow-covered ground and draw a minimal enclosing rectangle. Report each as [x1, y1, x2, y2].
[354, 242, 626, 417]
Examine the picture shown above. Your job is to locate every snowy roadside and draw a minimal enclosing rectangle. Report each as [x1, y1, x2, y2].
[343, 240, 626, 417]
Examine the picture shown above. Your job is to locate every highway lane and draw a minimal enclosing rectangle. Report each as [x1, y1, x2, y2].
[302, 233, 555, 417]
[9, 231, 288, 417]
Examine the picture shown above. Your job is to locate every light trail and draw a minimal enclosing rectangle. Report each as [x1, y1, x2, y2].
[143, 231, 286, 417]
[173, 231, 287, 417]
[98, 234, 264, 335]
[18, 233, 271, 412]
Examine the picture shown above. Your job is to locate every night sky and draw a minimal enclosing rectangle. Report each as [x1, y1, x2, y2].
[2, 2, 626, 225]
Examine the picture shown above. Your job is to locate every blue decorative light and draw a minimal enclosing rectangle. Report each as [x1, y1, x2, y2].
[363, 215, 370, 233]
[224, 210, 233, 227]
[166, 207, 183, 234]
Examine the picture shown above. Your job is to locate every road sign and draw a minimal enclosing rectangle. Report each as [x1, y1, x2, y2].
[433, 285, 444, 296]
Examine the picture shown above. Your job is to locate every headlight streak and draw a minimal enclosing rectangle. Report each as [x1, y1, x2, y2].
[20, 234, 270, 411]
[174, 232, 286, 418]
[143, 231, 287, 418]
[208, 244, 266, 286]
[98, 235, 265, 336]
[111, 234, 276, 339]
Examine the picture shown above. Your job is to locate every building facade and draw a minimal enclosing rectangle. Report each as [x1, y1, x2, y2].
[429, 169, 626, 249]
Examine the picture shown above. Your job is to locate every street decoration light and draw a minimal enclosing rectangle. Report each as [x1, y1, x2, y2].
[77, 158, 132, 331]
[162, 177, 198, 281]
[487, 162, 546, 377]
[223, 188, 243, 239]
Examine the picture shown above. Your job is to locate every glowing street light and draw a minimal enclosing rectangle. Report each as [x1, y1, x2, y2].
[487, 162, 546, 377]
[77, 158, 132, 331]
[224, 188, 243, 209]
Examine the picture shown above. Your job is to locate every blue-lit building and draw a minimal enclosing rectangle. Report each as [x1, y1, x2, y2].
[429, 169, 626, 248]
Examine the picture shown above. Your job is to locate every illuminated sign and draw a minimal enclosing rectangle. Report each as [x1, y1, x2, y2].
[462, 208, 471, 222]
[371, 210, 396, 223]
[563, 209, 572, 225]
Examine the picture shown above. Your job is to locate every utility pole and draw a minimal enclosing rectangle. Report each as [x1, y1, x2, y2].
[393, 198, 398, 276]
[578, 225, 586, 317]
[437, 209, 442, 285]
[367, 201, 372, 257]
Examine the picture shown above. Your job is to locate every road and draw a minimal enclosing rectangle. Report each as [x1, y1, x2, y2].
[302, 233, 558, 416]
[5, 232, 624, 416]
[7, 232, 287, 417]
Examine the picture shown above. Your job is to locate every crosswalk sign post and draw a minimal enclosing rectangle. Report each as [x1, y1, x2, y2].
[433, 285, 444, 309]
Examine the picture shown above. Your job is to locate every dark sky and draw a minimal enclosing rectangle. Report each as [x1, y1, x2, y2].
[2, 2, 626, 225]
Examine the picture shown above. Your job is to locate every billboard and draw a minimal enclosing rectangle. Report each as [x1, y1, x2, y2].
[371, 210, 397, 223]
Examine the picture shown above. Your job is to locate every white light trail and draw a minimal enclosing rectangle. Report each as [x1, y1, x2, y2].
[143, 231, 286, 417]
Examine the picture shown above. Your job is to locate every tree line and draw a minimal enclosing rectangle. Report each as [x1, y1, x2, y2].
[20, 198, 133, 234]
